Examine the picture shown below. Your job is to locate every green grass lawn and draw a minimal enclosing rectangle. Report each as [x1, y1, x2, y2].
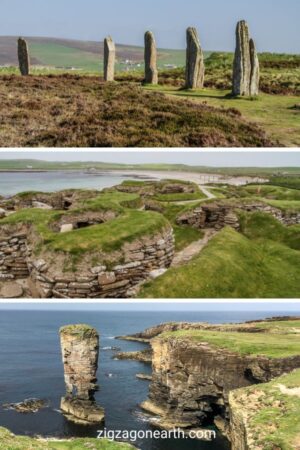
[145, 85, 300, 147]
[160, 324, 300, 358]
[140, 223, 300, 299]
[231, 369, 300, 450]
[0, 428, 134, 450]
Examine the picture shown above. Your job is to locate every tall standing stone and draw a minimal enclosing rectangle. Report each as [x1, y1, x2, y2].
[185, 27, 205, 89]
[60, 324, 105, 424]
[232, 21, 260, 96]
[249, 38, 260, 96]
[18, 38, 30, 76]
[144, 31, 158, 84]
[104, 36, 115, 82]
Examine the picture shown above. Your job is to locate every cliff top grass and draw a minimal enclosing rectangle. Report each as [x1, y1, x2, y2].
[0, 191, 169, 255]
[0, 427, 134, 450]
[0, 75, 275, 147]
[230, 369, 300, 450]
[60, 324, 98, 338]
[140, 216, 300, 298]
[159, 319, 300, 358]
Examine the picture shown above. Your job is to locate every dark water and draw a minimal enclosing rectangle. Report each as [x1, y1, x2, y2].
[0, 171, 154, 196]
[0, 309, 294, 449]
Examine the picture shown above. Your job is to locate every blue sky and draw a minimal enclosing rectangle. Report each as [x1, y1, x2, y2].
[0, 0, 299, 53]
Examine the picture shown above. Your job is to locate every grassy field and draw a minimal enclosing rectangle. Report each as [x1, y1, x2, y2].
[0, 76, 275, 147]
[0, 427, 134, 450]
[231, 369, 300, 450]
[140, 217, 300, 298]
[145, 85, 300, 147]
[160, 320, 300, 358]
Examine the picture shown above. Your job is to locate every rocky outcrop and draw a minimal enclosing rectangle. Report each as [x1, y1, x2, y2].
[232, 21, 259, 96]
[114, 349, 152, 362]
[142, 336, 300, 430]
[60, 324, 104, 424]
[144, 31, 158, 84]
[18, 38, 30, 76]
[104, 36, 115, 82]
[185, 27, 205, 89]
[176, 201, 300, 230]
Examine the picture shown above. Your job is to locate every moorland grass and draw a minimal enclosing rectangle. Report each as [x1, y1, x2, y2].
[140, 225, 300, 298]
[0, 76, 275, 147]
[231, 369, 300, 450]
[159, 325, 300, 358]
[0, 428, 134, 450]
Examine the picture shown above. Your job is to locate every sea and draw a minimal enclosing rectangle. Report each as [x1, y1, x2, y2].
[0, 308, 296, 450]
[0, 171, 154, 197]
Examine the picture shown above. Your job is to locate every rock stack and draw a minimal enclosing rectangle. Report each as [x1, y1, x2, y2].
[104, 36, 115, 82]
[185, 27, 205, 89]
[232, 21, 259, 96]
[60, 324, 105, 424]
[144, 31, 158, 84]
[18, 38, 30, 76]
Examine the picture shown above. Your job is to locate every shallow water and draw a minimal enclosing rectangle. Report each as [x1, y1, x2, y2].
[0, 171, 151, 196]
[0, 309, 293, 449]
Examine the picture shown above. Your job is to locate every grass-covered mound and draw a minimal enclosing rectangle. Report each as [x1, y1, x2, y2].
[140, 216, 300, 298]
[0, 427, 134, 450]
[0, 191, 169, 255]
[230, 369, 300, 450]
[160, 320, 300, 358]
[0, 75, 274, 147]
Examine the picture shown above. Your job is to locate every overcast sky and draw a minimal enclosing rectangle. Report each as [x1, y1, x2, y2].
[0, 302, 299, 312]
[0, 0, 299, 53]
[1, 151, 299, 168]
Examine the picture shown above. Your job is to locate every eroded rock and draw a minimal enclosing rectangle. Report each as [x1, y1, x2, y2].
[144, 31, 158, 84]
[185, 27, 205, 89]
[0, 281, 23, 298]
[104, 36, 115, 82]
[18, 38, 30, 76]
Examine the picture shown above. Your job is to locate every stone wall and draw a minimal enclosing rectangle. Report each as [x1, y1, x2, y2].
[142, 337, 300, 429]
[29, 227, 174, 298]
[177, 202, 300, 230]
[0, 230, 29, 281]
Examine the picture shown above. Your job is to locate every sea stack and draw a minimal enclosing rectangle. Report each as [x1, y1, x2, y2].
[185, 27, 205, 89]
[232, 21, 260, 96]
[60, 324, 105, 424]
[104, 36, 116, 82]
[144, 31, 158, 84]
[18, 38, 30, 76]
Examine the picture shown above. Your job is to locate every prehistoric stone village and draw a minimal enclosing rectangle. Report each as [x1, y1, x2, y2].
[0, 175, 299, 299]
[2, 318, 300, 450]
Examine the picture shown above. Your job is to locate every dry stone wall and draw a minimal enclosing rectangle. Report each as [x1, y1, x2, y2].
[0, 230, 29, 281]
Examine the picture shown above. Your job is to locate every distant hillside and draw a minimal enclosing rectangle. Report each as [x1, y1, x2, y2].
[0, 36, 187, 72]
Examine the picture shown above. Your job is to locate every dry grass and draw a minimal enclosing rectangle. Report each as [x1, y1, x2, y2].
[0, 74, 275, 147]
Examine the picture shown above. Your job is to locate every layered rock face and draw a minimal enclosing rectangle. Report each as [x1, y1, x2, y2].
[18, 38, 30, 76]
[143, 337, 300, 429]
[60, 325, 104, 424]
[104, 37, 115, 82]
[185, 27, 205, 89]
[144, 31, 158, 84]
[232, 21, 259, 96]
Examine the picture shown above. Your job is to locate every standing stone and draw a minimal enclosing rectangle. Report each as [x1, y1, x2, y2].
[60, 324, 105, 424]
[144, 31, 158, 84]
[232, 21, 259, 96]
[18, 38, 30, 76]
[104, 36, 115, 82]
[249, 38, 260, 96]
[185, 27, 205, 89]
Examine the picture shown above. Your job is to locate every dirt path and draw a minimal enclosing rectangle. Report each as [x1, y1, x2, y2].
[173, 186, 216, 205]
[171, 229, 217, 268]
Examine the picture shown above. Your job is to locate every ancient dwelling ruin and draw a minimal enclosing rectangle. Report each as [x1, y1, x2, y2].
[60, 324, 104, 424]
[232, 20, 260, 96]
[104, 36, 116, 81]
[185, 27, 205, 89]
[18, 38, 30, 76]
[144, 31, 158, 85]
